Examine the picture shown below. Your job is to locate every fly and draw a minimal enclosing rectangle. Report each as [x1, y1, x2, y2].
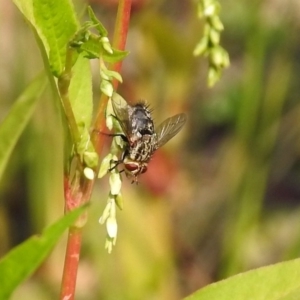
[110, 100, 186, 183]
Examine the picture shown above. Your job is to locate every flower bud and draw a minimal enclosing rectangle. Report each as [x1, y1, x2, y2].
[98, 153, 114, 178]
[100, 79, 113, 97]
[109, 172, 122, 195]
[84, 167, 95, 180]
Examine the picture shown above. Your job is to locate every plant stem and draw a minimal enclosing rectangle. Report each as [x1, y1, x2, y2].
[60, 176, 93, 300]
[92, 0, 132, 154]
[60, 1, 132, 298]
[112, 0, 132, 85]
[60, 227, 82, 300]
[58, 47, 80, 145]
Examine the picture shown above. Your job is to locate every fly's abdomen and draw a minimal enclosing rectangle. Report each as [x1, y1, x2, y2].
[129, 135, 158, 163]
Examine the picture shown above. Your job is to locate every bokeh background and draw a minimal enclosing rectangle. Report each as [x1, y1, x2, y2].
[1, 0, 300, 299]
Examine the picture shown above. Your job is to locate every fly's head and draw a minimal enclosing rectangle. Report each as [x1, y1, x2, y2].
[119, 136, 154, 183]
[123, 156, 148, 183]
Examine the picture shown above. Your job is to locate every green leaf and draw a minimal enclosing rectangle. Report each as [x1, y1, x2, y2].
[78, 38, 129, 63]
[12, 0, 35, 25]
[32, 0, 79, 76]
[280, 287, 300, 300]
[77, 37, 102, 59]
[102, 48, 129, 63]
[0, 74, 47, 181]
[87, 6, 108, 36]
[0, 205, 87, 299]
[68, 53, 95, 162]
[83, 150, 99, 169]
[184, 259, 300, 300]
[69, 53, 93, 130]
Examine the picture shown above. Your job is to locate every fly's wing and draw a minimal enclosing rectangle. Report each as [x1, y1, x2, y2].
[111, 99, 131, 138]
[155, 113, 186, 147]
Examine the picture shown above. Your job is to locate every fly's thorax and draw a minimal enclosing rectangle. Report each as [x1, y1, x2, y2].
[129, 103, 155, 137]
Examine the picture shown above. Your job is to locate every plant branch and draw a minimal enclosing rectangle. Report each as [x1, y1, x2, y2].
[111, 0, 132, 85]
[92, 0, 132, 154]
[60, 1, 132, 298]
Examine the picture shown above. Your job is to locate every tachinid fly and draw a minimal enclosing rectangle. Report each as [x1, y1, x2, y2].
[110, 100, 186, 183]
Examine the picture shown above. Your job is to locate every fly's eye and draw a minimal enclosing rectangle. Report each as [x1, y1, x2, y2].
[141, 165, 147, 174]
[125, 162, 139, 172]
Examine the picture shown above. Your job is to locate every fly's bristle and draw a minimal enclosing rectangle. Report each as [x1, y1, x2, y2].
[134, 100, 154, 114]
[136, 99, 147, 105]
[148, 106, 154, 114]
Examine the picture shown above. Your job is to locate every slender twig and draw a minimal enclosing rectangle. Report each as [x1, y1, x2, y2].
[60, 1, 132, 299]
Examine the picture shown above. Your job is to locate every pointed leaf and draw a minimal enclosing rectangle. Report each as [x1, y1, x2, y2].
[13, 0, 79, 76]
[184, 259, 300, 300]
[78, 38, 129, 63]
[32, 0, 79, 76]
[87, 6, 108, 36]
[69, 54, 93, 130]
[0, 74, 47, 181]
[102, 48, 129, 63]
[0, 205, 87, 299]
[12, 0, 34, 25]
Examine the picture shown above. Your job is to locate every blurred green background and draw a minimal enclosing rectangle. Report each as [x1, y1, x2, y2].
[1, 0, 300, 299]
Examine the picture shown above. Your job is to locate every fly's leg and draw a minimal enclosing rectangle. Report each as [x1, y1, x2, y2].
[92, 129, 128, 143]
[108, 149, 128, 174]
[131, 176, 139, 185]
[109, 159, 122, 172]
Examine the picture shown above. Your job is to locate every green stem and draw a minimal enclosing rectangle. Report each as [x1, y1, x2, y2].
[58, 47, 80, 144]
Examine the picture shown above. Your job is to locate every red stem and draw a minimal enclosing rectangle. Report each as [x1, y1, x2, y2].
[92, 0, 132, 154]
[60, 227, 82, 300]
[60, 1, 132, 299]
[60, 177, 88, 300]
[112, 0, 132, 84]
